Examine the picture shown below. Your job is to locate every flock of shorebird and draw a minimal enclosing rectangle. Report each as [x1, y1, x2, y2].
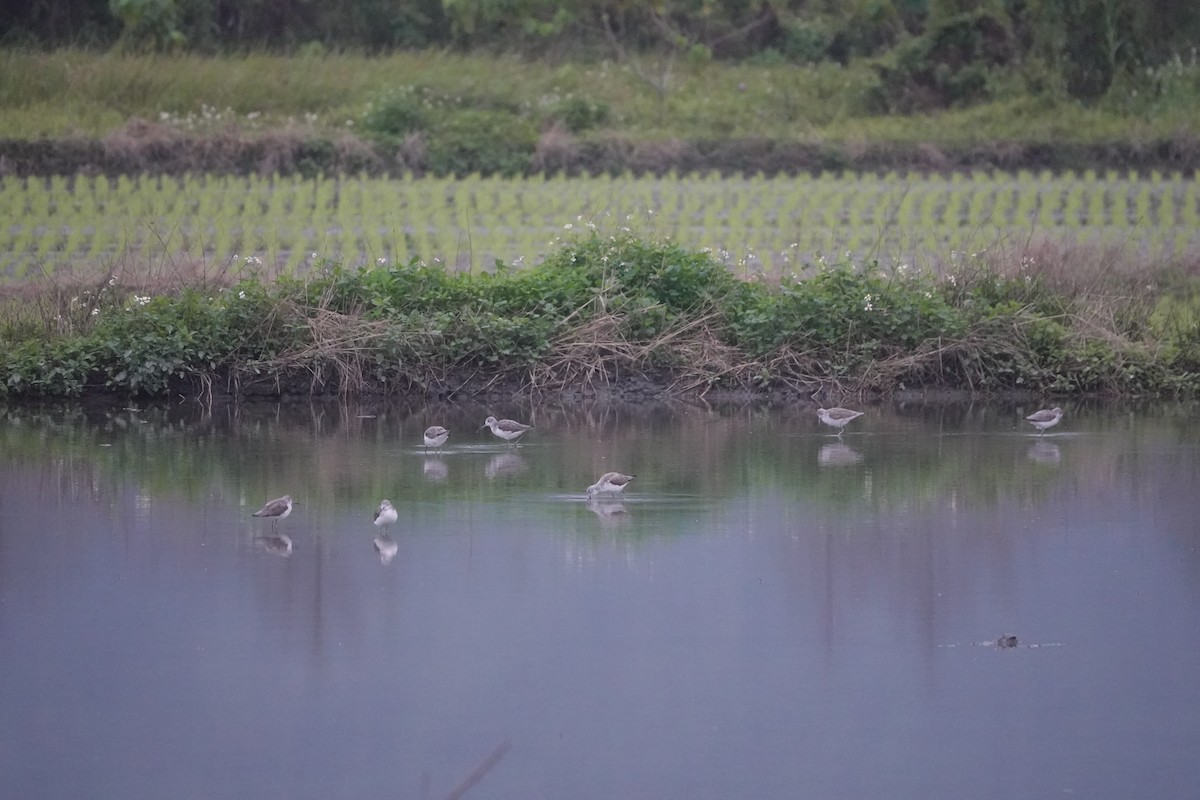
[249, 414, 639, 557]
[251, 406, 1066, 551]
[817, 405, 1064, 437]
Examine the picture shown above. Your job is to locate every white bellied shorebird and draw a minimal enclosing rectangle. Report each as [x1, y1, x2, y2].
[817, 407, 864, 436]
[585, 472, 636, 498]
[1024, 407, 1063, 436]
[481, 416, 532, 445]
[373, 499, 398, 529]
[252, 494, 293, 531]
[423, 425, 449, 451]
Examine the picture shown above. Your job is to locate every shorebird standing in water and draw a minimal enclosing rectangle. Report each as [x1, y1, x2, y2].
[372, 499, 400, 565]
[423, 425, 449, 451]
[373, 499, 398, 530]
[481, 416, 532, 445]
[252, 494, 293, 532]
[585, 472, 636, 498]
[1024, 407, 1063, 436]
[817, 407, 864, 436]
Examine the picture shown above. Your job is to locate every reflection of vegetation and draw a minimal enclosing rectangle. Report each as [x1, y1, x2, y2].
[2, 399, 1193, 527]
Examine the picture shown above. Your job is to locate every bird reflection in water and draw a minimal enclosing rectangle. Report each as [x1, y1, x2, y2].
[373, 535, 399, 565]
[254, 534, 293, 558]
[586, 497, 631, 527]
[1026, 440, 1062, 465]
[485, 452, 527, 479]
[423, 458, 449, 482]
[818, 442, 863, 467]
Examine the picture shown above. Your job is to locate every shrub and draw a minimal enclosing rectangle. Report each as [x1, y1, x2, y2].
[548, 96, 611, 133]
[425, 110, 537, 176]
[726, 260, 963, 359]
[361, 87, 430, 144]
[870, 9, 1015, 111]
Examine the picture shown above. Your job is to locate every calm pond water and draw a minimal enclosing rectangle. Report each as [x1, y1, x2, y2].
[1, 398, 1198, 800]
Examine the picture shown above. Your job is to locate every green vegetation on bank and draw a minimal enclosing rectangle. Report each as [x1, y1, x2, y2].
[2, 234, 1198, 400]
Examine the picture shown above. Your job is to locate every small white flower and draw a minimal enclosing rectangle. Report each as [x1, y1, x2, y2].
[244, 256, 262, 265]
[863, 294, 875, 312]
[377, 257, 387, 265]
[238, 290, 247, 300]
[91, 308, 100, 316]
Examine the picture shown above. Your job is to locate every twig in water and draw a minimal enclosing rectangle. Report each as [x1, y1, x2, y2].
[443, 740, 512, 800]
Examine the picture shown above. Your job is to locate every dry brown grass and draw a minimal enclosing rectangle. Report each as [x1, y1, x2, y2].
[0, 249, 244, 338]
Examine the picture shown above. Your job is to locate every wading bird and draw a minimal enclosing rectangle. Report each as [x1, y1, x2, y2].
[1024, 407, 1063, 436]
[373, 499, 398, 530]
[423, 425, 449, 451]
[585, 472, 636, 498]
[252, 494, 293, 532]
[481, 416, 532, 445]
[817, 407, 864, 436]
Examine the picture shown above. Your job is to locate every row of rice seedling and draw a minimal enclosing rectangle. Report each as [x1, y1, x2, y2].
[0, 170, 1196, 281]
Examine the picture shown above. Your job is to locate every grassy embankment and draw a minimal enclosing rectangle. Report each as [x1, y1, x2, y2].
[1, 232, 1198, 400]
[1, 48, 1199, 175]
[1, 49, 1198, 400]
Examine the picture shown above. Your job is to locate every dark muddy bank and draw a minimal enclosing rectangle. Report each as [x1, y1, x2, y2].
[2, 122, 1199, 178]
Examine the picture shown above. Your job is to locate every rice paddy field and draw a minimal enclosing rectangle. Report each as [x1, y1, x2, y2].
[2, 169, 1198, 281]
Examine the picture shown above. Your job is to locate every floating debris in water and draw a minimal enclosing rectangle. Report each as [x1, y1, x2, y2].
[938, 633, 1064, 649]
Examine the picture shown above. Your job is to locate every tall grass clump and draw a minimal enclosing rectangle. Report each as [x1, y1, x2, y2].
[1, 234, 1197, 400]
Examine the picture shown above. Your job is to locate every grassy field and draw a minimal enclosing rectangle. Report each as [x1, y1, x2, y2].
[2, 48, 1199, 149]
[2, 170, 1197, 282]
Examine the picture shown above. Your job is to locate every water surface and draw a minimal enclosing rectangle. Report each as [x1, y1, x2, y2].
[1, 399, 1198, 799]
